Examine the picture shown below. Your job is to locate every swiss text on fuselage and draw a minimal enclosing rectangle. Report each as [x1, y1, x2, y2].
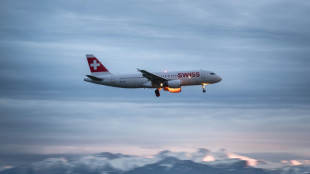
[177, 72, 200, 78]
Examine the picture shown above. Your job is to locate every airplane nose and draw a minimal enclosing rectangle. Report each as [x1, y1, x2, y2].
[217, 76, 222, 82]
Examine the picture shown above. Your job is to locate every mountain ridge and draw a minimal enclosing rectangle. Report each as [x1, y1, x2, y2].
[0, 148, 309, 174]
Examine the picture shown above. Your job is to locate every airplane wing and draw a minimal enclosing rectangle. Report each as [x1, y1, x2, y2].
[137, 69, 167, 83]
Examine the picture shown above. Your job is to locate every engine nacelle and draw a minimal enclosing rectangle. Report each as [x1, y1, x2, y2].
[166, 80, 181, 88]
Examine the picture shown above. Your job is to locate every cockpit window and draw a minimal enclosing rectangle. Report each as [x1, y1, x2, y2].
[210, 72, 216, 75]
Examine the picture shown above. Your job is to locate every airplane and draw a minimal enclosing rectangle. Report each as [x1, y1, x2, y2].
[84, 54, 222, 97]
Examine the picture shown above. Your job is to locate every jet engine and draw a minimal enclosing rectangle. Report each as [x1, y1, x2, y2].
[166, 80, 181, 88]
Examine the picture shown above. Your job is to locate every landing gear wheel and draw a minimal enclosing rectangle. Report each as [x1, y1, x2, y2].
[155, 89, 160, 97]
[202, 84, 206, 93]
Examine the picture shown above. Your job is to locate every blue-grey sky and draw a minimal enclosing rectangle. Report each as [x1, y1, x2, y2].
[0, 0, 310, 165]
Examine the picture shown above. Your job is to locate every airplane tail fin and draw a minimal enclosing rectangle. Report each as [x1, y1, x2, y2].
[86, 54, 111, 76]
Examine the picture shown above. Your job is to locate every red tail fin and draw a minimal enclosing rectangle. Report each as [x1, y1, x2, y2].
[86, 54, 110, 75]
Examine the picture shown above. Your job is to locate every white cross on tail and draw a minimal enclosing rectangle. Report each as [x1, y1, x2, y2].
[90, 60, 100, 70]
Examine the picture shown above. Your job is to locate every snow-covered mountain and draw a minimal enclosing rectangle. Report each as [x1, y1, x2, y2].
[0, 149, 309, 174]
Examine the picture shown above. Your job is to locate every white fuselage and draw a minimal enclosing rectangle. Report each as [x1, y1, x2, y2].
[84, 70, 222, 88]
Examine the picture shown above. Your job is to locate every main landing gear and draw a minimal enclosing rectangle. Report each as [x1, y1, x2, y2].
[155, 89, 160, 97]
[202, 84, 206, 93]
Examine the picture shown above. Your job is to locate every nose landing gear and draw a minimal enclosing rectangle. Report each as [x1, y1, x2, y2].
[155, 89, 160, 97]
[202, 84, 206, 93]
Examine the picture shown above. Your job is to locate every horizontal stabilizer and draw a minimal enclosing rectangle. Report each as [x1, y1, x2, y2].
[86, 75, 103, 81]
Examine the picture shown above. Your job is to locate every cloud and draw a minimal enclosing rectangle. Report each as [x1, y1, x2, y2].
[0, 98, 310, 156]
[1, 0, 310, 102]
